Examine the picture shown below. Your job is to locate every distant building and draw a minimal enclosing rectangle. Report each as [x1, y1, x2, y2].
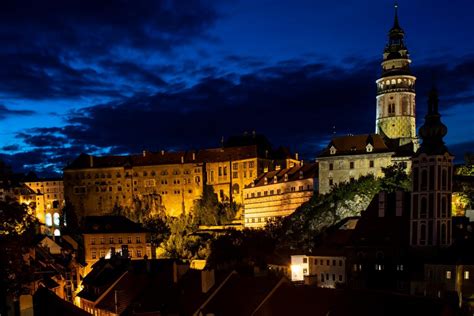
[291, 255, 346, 288]
[80, 216, 151, 274]
[243, 162, 317, 228]
[317, 7, 417, 195]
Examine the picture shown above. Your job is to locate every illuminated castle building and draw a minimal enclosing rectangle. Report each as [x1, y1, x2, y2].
[64, 135, 298, 218]
[317, 6, 416, 194]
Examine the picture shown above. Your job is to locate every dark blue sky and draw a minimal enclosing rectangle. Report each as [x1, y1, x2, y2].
[0, 0, 473, 175]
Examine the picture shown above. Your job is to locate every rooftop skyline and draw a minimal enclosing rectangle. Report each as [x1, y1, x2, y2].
[0, 0, 473, 176]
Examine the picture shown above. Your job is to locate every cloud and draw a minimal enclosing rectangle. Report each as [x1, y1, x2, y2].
[0, 104, 35, 119]
[4, 52, 474, 175]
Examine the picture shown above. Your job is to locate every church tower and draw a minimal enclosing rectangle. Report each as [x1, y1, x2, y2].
[410, 87, 453, 247]
[375, 5, 417, 148]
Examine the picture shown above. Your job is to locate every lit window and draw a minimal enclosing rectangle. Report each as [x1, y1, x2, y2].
[136, 249, 142, 258]
[446, 271, 452, 279]
[53, 229, 60, 236]
[45, 213, 53, 226]
[118, 237, 122, 244]
[464, 271, 470, 280]
[136, 236, 141, 243]
[53, 212, 60, 226]
[91, 250, 97, 259]
[303, 257, 308, 263]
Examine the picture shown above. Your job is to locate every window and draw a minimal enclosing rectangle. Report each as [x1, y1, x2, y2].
[127, 236, 132, 244]
[223, 166, 227, 176]
[329, 163, 333, 171]
[249, 161, 255, 168]
[339, 275, 343, 282]
[375, 264, 383, 271]
[233, 163, 238, 170]
[464, 271, 470, 280]
[109, 237, 114, 244]
[118, 237, 122, 244]
[329, 179, 333, 186]
[232, 172, 238, 179]
[100, 237, 105, 244]
[369, 160, 374, 168]
[303, 258, 308, 263]
[314, 258, 318, 265]
[350, 162, 355, 169]
[136, 236, 141, 244]
[332, 274, 336, 281]
[303, 268, 308, 275]
[45, 213, 53, 226]
[339, 260, 343, 266]
[218, 167, 222, 176]
[91, 250, 97, 259]
[333, 260, 336, 266]
[100, 250, 105, 258]
[327, 260, 330, 266]
[91, 238, 96, 245]
[446, 271, 452, 279]
[136, 249, 142, 258]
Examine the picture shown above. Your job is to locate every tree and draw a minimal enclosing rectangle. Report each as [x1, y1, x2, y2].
[379, 164, 411, 192]
[143, 215, 170, 248]
[192, 185, 239, 226]
[0, 197, 38, 316]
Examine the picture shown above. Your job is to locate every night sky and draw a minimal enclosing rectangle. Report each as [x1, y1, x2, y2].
[0, 0, 473, 176]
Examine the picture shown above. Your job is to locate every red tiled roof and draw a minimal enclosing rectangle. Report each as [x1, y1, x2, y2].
[64, 144, 289, 170]
[318, 134, 392, 157]
[248, 162, 318, 188]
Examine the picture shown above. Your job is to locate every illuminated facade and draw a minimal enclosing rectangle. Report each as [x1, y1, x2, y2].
[410, 88, 454, 247]
[317, 7, 416, 195]
[64, 142, 295, 218]
[291, 255, 346, 288]
[375, 5, 418, 148]
[243, 163, 317, 228]
[81, 216, 151, 275]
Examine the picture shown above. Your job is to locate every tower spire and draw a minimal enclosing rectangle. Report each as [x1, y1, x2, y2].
[393, 2, 401, 30]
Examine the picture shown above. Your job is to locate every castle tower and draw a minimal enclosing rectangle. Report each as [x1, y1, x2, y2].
[375, 5, 417, 148]
[410, 87, 453, 247]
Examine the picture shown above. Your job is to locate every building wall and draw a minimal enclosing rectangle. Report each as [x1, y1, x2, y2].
[291, 255, 346, 288]
[24, 180, 64, 232]
[243, 178, 315, 228]
[83, 232, 150, 275]
[64, 163, 204, 218]
[317, 153, 395, 195]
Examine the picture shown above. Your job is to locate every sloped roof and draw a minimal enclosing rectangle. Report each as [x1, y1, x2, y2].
[247, 162, 318, 188]
[253, 283, 456, 316]
[64, 144, 292, 170]
[81, 216, 148, 234]
[318, 134, 393, 158]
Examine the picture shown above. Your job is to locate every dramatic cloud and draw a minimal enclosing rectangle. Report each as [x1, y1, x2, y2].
[4, 52, 472, 175]
[0, 105, 35, 119]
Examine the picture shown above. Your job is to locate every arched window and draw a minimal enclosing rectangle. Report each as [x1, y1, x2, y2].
[420, 197, 427, 218]
[53, 212, 60, 226]
[441, 196, 447, 217]
[45, 213, 53, 227]
[53, 229, 61, 237]
[420, 223, 427, 245]
[232, 184, 240, 194]
[421, 169, 428, 190]
[442, 169, 447, 190]
[441, 223, 447, 245]
[402, 96, 409, 114]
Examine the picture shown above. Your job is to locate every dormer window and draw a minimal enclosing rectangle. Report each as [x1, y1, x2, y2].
[329, 146, 337, 155]
[284, 174, 288, 182]
[264, 177, 268, 185]
[299, 171, 304, 179]
[273, 176, 278, 184]
[366, 143, 373, 153]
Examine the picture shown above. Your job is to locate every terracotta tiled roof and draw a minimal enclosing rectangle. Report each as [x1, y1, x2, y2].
[64, 144, 291, 170]
[247, 162, 318, 188]
[318, 134, 393, 157]
[81, 216, 148, 234]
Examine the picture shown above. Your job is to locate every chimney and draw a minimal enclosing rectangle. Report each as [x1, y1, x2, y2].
[181, 156, 184, 164]
[142, 150, 146, 157]
[89, 156, 94, 168]
[161, 150, 165, 156]
[301, 160, 304, 166]
[295, 153, 299, 160]
[201, 269, 215, 294]
[192, 152, 196, 161]
[378, 192, 386, 217]
[264, 177, 268, 185]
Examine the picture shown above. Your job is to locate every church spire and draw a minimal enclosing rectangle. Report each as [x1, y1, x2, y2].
[417, 86, 449, 155]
